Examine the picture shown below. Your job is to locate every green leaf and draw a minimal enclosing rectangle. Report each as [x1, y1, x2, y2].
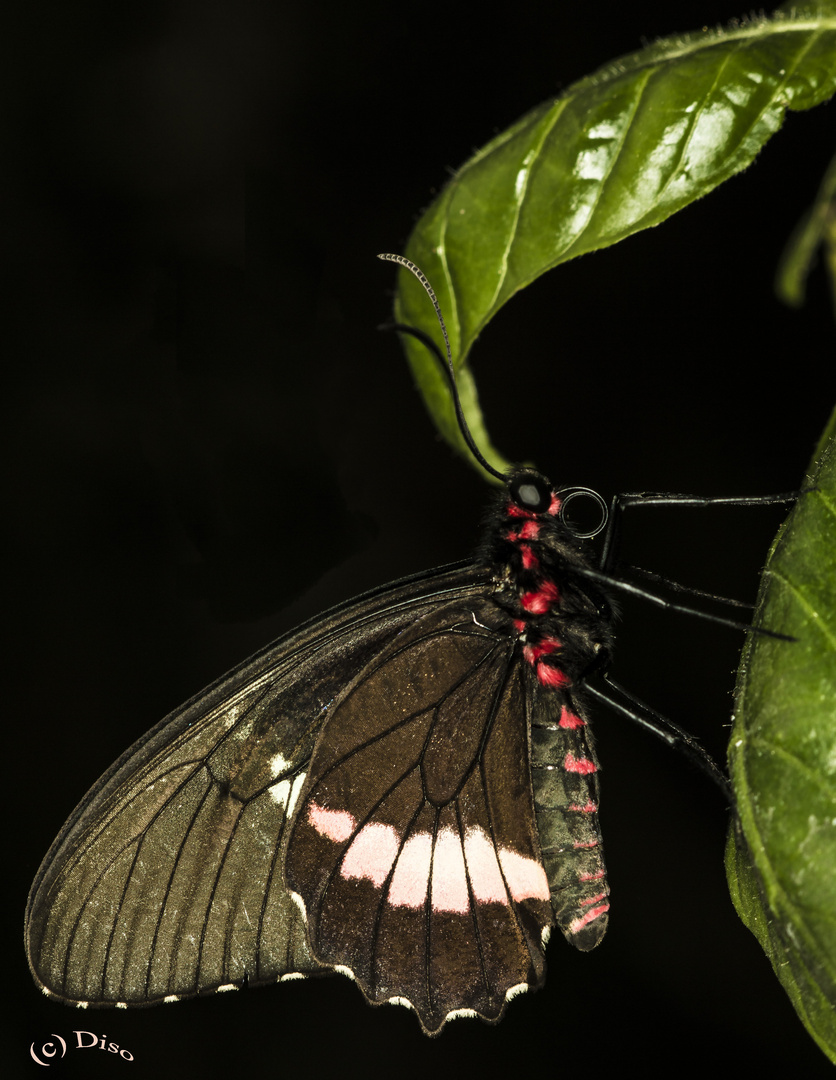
[726, 423, 836, 1064]
[775, 145, 836, 310]
[388, 3, 836, 472]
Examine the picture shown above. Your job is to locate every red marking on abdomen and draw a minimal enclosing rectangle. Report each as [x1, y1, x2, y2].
[569, 801, 598, 813]
[523, 638, 561, 663]
[506, 519, 541, 543]
[569, 902, 610, 934]
[506, 503, 534, 520]
[537, 663, 570, 688]
[519, 544, 539, 570]
[513, 618, 526, 632]
[564, 752, 597, 775]
[521, 580, 560, 614]
[558, 707, 584, 729]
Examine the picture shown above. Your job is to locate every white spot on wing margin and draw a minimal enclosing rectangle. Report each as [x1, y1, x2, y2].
[445, 1007, 478, 1021]
[505, 982, 529, 1002]
[290, 891, 308, 923]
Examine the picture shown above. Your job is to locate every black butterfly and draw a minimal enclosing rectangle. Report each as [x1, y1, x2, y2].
[25, 255, 793, 1035]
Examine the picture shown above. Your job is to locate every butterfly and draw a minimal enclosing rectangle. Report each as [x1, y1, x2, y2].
[25, 254, 793, 1035]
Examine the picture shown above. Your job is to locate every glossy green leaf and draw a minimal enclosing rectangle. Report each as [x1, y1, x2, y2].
[726, 416, 836, 1064]
[388, 2, 836, 472]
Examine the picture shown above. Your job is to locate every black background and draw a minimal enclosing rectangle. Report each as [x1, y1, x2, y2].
[6, 2, 836, 1076]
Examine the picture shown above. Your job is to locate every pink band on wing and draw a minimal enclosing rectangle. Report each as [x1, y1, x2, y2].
[568, 801, 598, 813]
[313, 808, 551, 915]
[464, 828, 509, 905]
[431, 829, 469, 913]
[578, 869, 606, 882]
[341, 822, 399, 887]
[308, 801, 356, 842]
[388, 829, 510, 912]
[388, 832, 432, 908]
[498, 847, 551, 903]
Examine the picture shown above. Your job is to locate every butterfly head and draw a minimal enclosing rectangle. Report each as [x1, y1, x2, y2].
[508, 470, 556, 515]
[506, 468, 608, 541]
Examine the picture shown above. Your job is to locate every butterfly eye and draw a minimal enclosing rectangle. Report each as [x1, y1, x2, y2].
[557, 487, 609, 539]
[509, 471, 552, 513]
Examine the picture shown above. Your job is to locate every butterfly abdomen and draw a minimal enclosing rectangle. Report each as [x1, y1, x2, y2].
[530, 694, 608, 951]
[485, 474, 613, 951]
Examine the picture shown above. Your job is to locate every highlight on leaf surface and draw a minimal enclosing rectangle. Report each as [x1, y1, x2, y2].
[726, 411, 836, 1065]
[389, 2, 836, 470]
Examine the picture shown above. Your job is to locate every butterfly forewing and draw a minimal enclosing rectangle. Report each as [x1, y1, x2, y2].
[285, 599, 554, 1033]
[25, 565, 491, 1006]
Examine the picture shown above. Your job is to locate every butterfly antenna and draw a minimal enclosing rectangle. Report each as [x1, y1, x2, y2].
[378, 253, 505, 482]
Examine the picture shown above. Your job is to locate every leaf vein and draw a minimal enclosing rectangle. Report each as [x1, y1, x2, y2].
[769, 568, 836, 650]
[490, 103, 564, 313]
[562, 68, 653, 260]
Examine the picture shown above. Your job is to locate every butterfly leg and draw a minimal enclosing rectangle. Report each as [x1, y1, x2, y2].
[586, 490, 800, 638]
[598, 490, 800, 574]
[585, 676, 732, 801]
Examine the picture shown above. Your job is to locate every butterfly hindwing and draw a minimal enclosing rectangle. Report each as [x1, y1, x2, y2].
[285, 598, 556, 1033]
[25, 565, 490, 1006]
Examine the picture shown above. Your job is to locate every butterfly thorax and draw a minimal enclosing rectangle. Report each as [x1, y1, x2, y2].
[479, 470, 614, 692]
